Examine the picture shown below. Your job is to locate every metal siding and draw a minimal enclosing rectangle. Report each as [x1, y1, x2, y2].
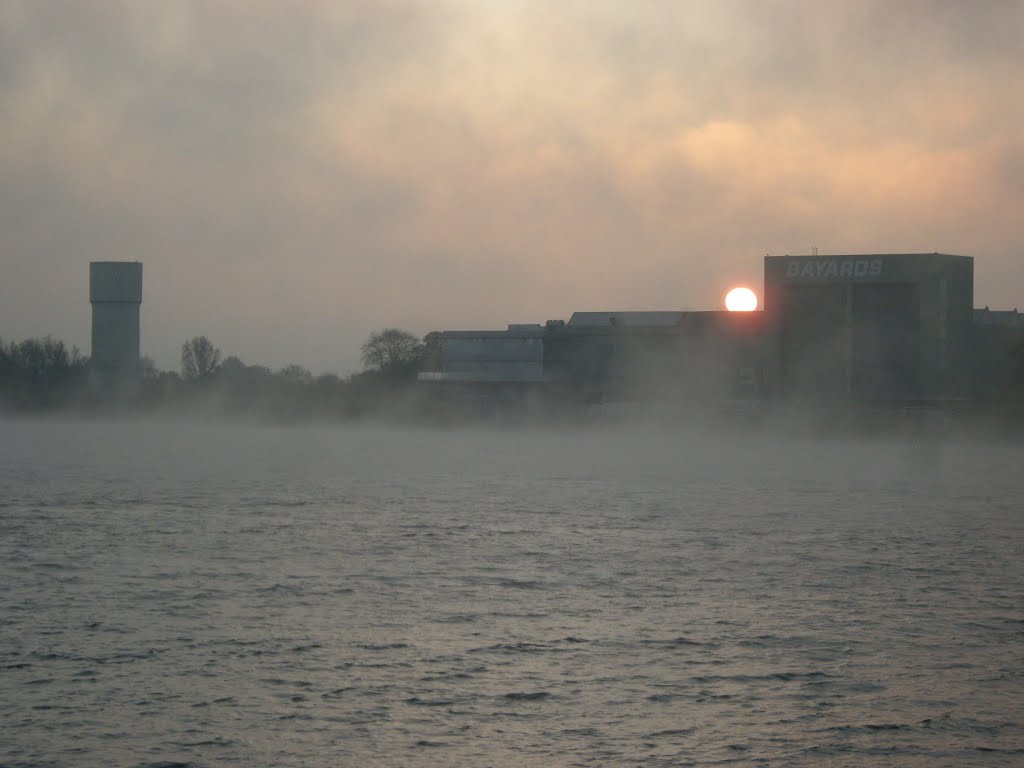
[442, 362, 544, 382]
[568, 312, 683, 328]
[779, 285, 848, 399]
[851, 284, 921, 400]
[765, 253, 973, 401]
[438, 333, 544, 383]
[442, 337, 543, 363]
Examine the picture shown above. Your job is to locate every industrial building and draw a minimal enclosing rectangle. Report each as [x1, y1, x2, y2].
[763, 253, 974, 402]
[420, 252, 1017, 414]
[421, 310, 765, 413]
[972, 306, 1024, 402]
[544, 311, 764, 406]
[419, 326, 547, 413]
[89, 261, 143, 386]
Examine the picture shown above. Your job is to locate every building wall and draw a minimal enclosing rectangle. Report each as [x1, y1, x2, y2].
[419, 252, 993, 413]
[971, 310, 1024, 401]
[422, 314, 766, 408]
[544, 312, 766, 405]
[428, 329, 545, 383]
[764, 253, 973, 402]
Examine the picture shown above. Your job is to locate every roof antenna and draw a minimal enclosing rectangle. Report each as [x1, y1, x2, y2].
[811, 245, 819, 256]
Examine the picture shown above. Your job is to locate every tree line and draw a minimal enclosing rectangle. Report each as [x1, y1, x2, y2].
[0, 336, 90, 410]
[0, 329, 433, 420]
[4, 327, 1024, 425]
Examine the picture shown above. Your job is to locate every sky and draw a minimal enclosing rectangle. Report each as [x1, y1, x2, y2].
[2, 0, 1022, 375]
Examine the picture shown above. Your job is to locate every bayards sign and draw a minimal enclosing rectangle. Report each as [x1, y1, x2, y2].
[784, 258, 884, 280]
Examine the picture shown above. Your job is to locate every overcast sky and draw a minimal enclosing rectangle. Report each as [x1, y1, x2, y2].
[2, 1, 1022, 374]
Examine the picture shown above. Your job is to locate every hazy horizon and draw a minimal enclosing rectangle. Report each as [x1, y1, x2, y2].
[2, 1, 1023, 375]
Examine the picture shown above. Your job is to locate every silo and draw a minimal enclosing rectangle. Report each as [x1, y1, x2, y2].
[90, 261, 143, 382]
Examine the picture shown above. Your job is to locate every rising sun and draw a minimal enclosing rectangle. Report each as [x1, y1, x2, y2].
[725, 286, 758, 311]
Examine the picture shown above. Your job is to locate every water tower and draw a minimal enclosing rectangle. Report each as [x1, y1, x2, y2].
[90, 261, 143, 383]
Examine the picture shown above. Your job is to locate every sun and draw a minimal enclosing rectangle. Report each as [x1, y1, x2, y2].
[725, 286, 758, 311]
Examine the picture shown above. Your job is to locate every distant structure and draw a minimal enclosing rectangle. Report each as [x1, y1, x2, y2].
[972, 305, 1024, 400]
[763, 253, 974, 402]
[89, 261, 143, 386]
[420, 252, 1021, 415]
[420, 308, 764, 413]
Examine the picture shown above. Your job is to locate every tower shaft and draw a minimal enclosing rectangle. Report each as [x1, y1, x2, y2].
[89, 262, 142, 381]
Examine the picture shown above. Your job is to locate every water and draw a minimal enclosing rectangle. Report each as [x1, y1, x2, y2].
[1, 420, 1022, 766]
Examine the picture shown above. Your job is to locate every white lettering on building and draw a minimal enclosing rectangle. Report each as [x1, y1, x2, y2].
[783, 258, 884, 280]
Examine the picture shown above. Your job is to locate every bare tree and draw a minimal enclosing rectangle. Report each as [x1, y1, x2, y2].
[220, 355, 246, 373]
[278, 364, 313, 384]
[360, 329, 423, 373]
[181, 336, 221, 381]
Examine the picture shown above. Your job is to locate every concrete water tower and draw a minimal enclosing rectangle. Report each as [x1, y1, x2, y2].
[90, 261, 142, 382]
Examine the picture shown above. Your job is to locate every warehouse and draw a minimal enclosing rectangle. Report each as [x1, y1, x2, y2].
[971, 306, 1024, 402]
[417, 325, 547, 415]
[763, 253, 973, 402]
[420, 251, 1006, 414]
[421, 310, 766, 412]
[543, 311, 765, 406]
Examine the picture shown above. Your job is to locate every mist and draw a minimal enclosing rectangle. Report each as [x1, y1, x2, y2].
[5, 4, 1024, 765]
[3, 416, 1023, 764]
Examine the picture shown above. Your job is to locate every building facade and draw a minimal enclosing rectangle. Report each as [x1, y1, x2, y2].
[763, 253, 973, 402]
[421, 252, 1017, 414]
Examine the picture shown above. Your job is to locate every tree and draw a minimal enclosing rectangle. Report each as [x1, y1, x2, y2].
[360, 329, 424, 373]
[220, 355, 246, 373]
[278, 364, 313, 384]
[181, 336, 221, 381]
[11, 335, 71, 374]
[0, 335, 89, 408]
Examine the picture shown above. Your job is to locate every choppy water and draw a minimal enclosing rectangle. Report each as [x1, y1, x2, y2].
[1, 419, 1022, 767]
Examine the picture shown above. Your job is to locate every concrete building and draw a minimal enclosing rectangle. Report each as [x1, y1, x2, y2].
[763, 253, 974, 402]
[421, 251, 1020, 414]
[971, 306, 1024, 401]
[418, 325, 546, 414]
[422, 325, 545, 384]
[544, 311, 764, 406]
[90, 261, 142, 385]
[421, 311, 765, 412]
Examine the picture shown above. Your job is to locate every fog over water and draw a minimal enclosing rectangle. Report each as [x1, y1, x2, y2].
[2, 420, 1022, 766]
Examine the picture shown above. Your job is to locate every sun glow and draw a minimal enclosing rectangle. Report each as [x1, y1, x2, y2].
[725, 286, 758, 311]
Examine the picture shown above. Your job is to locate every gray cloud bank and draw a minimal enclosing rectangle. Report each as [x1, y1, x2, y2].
[2, 0, 1022, 373]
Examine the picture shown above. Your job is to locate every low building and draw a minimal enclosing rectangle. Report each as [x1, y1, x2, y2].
[544, 310, 765, 406]
[421, 252, 1019, 415]
[971, 307, 1024, 402]
[418, 325, 546, 415]
[420, 311, 766, 412]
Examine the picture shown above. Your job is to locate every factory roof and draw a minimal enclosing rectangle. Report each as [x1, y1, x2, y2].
[768, 252, 970, 260]
[568, 311, 684, 328]
[438, 326, 545, 338]
[974, 307, 1024, 327]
